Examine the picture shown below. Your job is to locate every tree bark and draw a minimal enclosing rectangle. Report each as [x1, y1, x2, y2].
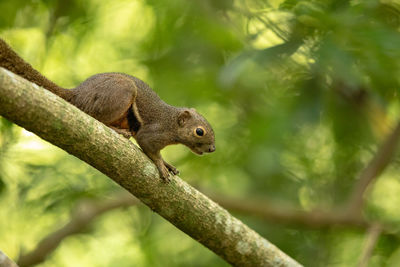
[0, 68, 301, 267]
[0, 251, 19, 267]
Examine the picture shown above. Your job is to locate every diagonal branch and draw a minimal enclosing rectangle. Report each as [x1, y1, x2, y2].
[0, 68, 301, 267]
[17, 193, 138, 267]
[17, 191, 365, 267]
[209, 193, 367, 228]
[357, 223, 383, 267]
[17, 188, 400, 267]
[346, 121, 400, 215]
[0, 251, 19, 267]
[14, 191, 366, 267]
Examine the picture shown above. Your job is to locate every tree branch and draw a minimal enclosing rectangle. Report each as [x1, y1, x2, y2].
[208, 193, 368, 228]
[346, 120, 400, 215]
[17, 188, 400, 266]
[16, 115, 400, 266]
[0, 251, 18, 267]
[358, 223, 382, 267]
[17, 193, 138, 267]
[17, 191, 367, 267]
[0, 68, 301, 267]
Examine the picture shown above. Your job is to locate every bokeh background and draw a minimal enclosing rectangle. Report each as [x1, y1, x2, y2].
[1, 0, 400, 266]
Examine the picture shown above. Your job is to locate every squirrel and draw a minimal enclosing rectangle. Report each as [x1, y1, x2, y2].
[0, 39, 215, 182]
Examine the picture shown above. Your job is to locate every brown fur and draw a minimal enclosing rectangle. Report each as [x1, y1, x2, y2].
[0, 40, 70, 99]
[0, 39, 215, 181]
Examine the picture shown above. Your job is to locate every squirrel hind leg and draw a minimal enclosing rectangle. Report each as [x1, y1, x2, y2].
[108, 103, 141, 139]
[71, 73, 139, 125]
[127, 104, 142, 133]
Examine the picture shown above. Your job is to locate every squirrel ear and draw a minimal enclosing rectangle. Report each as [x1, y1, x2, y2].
[178, 110, 192, 126]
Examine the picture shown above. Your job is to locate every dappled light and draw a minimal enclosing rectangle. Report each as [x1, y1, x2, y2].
[1, 0, 400, 266]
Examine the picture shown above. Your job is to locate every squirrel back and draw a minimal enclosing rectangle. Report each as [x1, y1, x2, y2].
[0, 38, 215, 182]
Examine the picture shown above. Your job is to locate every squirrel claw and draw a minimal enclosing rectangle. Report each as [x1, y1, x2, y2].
[159, 165, 172, 183]
[163, 161, 179, 175]
[162, 175, 172, 183]
[161, 172, 172, 183]
[169, 168, 179, 175]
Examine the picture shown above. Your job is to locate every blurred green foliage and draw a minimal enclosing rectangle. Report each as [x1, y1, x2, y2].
[1, 0, 400, 266]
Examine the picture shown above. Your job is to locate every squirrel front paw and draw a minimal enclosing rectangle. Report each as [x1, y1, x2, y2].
[164, 161, 180, 175]
[158, 164, 172, 183]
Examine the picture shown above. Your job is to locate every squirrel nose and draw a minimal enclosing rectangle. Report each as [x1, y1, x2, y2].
[208, 145, 216, 153]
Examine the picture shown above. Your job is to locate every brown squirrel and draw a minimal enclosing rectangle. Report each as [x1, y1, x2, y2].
[0, 39, 215, 182]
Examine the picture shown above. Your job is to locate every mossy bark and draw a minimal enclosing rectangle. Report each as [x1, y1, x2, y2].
[0, 68, 302, 267]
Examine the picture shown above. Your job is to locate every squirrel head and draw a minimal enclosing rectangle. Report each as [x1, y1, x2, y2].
[177, 108, 215, 155]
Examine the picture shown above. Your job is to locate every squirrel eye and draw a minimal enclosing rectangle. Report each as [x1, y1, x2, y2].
[195, 127, 204, 136]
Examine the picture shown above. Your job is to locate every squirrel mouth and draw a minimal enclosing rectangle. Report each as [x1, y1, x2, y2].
[194, 150, 204, 155]
[190, 145, 215, 155]
[189, 144, 215, 155]
[190, 148, 204, 155]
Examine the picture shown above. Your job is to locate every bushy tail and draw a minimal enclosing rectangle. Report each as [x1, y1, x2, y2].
[0, 39, 70, 99]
